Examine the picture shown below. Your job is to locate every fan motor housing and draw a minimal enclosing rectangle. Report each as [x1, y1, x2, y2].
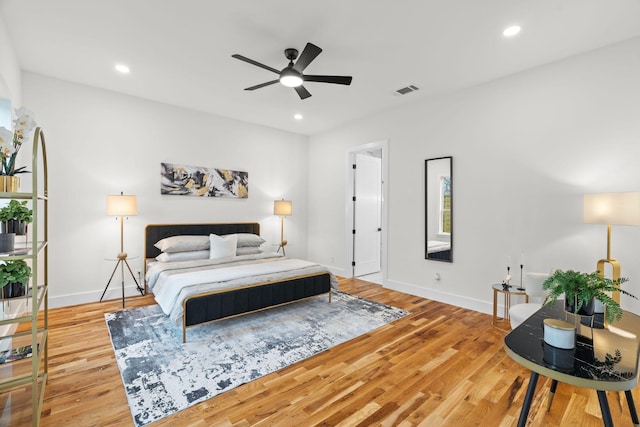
[284, 48, 299, 61]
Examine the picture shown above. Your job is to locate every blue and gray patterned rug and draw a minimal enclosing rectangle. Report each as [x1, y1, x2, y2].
[105, 290, 409, 426]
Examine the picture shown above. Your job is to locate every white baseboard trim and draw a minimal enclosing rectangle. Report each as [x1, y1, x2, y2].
[384, 279, 494, 315]
[325, 265, 346, 278]
[49, 285, 145, 309]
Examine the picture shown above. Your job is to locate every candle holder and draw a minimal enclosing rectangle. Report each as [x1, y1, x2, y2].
[517, 264, 525, 291]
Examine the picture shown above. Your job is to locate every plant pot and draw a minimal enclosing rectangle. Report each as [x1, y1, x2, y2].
[593, 298, 605, 314]
[1, 282, 26, 298]
[1, 220, 27, 235]
[565, 296, 595, 316]
[1, 176, 20, 192]
[0, 233, 15, 252]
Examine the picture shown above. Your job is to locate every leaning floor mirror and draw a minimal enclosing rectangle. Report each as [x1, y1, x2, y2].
[425, 156, 452, 262]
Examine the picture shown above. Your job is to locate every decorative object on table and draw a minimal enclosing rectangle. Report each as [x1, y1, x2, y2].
[0, 199, 32, 235]
[518, 263, 525, 291]
[274, 198, 292, 255]
[583, 192, 640, 304]
[502, 266, 511, 286]
[0, 259, 31, 298]
[160, 162, 248, 198]
[101, 192, 144, 307]
[543, 318, 576, 349]
[105, 290, 409, 427]
[0, 107, 37, 192]
[542, 269, 636, 324]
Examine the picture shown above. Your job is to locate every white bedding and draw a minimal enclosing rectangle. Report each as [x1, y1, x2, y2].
[145, 252, 339, 324]
[427, 240, 450, 253]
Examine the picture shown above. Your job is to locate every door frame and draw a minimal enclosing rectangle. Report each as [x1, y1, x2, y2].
[345, 140, 388, 281]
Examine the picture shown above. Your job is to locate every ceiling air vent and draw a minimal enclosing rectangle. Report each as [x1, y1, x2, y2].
[394, 85, 419, 96]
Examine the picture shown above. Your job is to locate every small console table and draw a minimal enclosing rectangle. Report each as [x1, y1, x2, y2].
[504, 302, 640, 427]
[492, 283, 528, 331]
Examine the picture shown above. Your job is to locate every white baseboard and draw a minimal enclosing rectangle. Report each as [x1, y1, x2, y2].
[384, 278, 494, 315]
[49, 285, 145, 309]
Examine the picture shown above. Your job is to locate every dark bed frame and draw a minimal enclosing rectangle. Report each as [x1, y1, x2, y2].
[144, 223, 333, 342]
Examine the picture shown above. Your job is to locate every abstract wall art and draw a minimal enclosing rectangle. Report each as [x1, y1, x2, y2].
[160, 162, 248, 198]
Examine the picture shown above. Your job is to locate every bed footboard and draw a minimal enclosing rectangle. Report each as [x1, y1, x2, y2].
[182, 272, 332, 342]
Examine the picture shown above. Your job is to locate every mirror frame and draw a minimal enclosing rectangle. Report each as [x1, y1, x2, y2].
[425, 156, 453, 262]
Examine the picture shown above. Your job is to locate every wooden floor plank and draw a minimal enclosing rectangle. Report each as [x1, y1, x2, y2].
[2, 277, 638, 426]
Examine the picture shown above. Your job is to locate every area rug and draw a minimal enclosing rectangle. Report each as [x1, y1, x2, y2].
[105, 290, 409, 426]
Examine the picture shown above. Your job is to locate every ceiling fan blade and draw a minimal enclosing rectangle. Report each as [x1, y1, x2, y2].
[232, 54, 280, 74]
[303, 75, 353, 85]
[294, 85, 312, 100]
[292, 43, 322, 73]
[244, 80, 279, 91]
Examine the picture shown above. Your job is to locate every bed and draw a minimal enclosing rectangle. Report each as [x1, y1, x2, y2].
[426, 240, 451, 260]
[144, 223, 337, 342]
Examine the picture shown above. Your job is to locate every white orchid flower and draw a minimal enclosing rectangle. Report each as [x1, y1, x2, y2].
[0, 127, 14, 158]
[13, 107, 37, 140]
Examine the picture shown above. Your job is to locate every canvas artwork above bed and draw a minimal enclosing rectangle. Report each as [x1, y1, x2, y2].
[144, 223, 338, 342]
[160, 162, 249, 198]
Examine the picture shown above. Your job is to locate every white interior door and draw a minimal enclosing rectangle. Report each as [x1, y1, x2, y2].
[353, 153, 381, 276]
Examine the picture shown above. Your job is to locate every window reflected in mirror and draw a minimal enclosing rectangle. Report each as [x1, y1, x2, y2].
[0, 98, 10, 129]
[425, 156, 452, 262]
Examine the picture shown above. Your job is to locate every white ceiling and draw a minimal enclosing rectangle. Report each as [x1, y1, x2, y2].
[2, 0, 640, 136]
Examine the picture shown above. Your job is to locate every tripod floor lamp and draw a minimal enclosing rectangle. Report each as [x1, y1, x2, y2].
[274, 199, 292, 255]
[584, 192, 640, 304]
[101, 192, 144, 307]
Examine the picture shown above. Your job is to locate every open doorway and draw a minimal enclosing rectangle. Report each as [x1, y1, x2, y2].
[346, 141, 388, 285]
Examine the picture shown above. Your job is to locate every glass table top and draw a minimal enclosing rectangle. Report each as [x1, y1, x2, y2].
[504, 302, 640, 391]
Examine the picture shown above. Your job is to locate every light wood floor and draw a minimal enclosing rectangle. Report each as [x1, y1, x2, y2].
[7, 278, 640, 426]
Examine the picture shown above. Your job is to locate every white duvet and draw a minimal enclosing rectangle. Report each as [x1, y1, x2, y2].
[145, 252, 338, 324]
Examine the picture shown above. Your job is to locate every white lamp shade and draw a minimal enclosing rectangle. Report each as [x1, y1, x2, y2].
[584, 192, 640, 225]
[274, 200, 292, 216]
[106, 194, 138, 216]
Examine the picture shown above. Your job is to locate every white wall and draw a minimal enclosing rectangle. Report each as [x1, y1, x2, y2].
[0, 13, 21, 107]
[22, 72, 310, 307]
[308, 36, 640, 315]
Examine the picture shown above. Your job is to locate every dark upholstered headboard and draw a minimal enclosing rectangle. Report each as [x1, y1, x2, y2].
[145, 222, 261, 259]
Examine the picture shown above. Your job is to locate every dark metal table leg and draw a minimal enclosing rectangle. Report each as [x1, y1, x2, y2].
[625, 390, 640, 426]
[547, 379, 558, 412]
[597, 390, 614, 427]
[518, 372, 539, 427]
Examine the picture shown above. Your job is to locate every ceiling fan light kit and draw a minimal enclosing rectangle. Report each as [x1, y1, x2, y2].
[232, 42, 352, 99]
[279, 68, 303, 87]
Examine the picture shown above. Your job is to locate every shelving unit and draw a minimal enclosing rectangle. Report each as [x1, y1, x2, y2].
[0, 128, 48, 427]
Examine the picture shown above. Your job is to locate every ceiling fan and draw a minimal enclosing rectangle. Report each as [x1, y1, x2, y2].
[231, 42, 352, 100]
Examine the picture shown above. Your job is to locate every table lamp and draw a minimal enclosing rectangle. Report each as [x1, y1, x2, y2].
[584, 192, 640, 303]
[274, 199, 292, 255]
[101, 192, 144, 306]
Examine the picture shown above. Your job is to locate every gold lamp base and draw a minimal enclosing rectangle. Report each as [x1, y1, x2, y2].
[597, 258, 621, 304]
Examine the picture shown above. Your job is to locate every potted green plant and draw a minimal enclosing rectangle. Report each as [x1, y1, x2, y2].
[0, 260, 31, 298]
[0, 200, 32, 235]
[542, 269, 636, 324]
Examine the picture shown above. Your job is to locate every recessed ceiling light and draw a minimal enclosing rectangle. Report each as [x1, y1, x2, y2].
[115, 64, 130, 74]
[503, 25, 521, 37]
[294, 114, 303, 120]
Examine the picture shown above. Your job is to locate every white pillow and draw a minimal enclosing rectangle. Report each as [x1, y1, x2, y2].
[236, 233, 266, 248]
[154, 235, 210, 253]
[236, 247, 262, 256]
[209, 234, 238, 259]
[155, 250, 210, 263]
